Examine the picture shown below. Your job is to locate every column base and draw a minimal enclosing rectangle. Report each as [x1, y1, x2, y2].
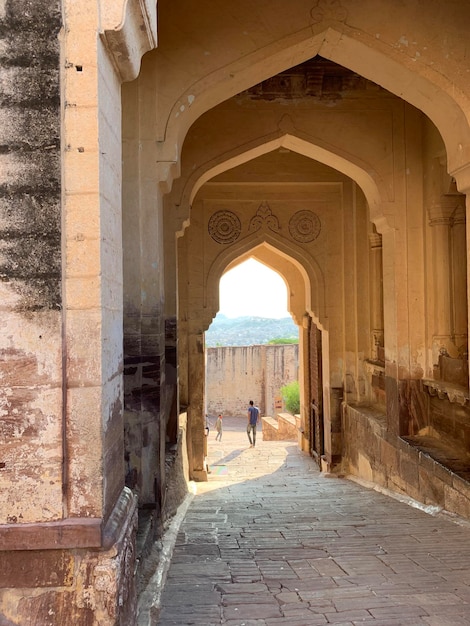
[0, 488, 138, 625]
[192, 468, 208, 481]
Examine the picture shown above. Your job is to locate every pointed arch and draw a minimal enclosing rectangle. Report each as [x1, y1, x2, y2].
[204, 232, 326, 330]
[159, 26, 470, 179]
[185, 132, 386, 231]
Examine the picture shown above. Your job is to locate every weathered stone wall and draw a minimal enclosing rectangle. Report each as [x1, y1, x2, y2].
[0, 2, 142, 623]
[206, 344, 298, 418]
[0, 0, 62, 310]
[0, 491, 138, 625]
[343, 401, 470, 520]
[0, 0, 63, 521]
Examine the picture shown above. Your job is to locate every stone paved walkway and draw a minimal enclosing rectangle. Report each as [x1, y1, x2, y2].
[156, 418, 470, 625]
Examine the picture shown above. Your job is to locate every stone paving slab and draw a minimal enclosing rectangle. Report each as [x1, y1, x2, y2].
[153, 418, 470, 625]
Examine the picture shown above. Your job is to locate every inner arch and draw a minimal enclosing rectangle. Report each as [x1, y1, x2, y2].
[188, 133, 384, 230]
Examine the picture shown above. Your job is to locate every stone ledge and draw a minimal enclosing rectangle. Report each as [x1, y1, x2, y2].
[0, 518, 102, 551]
[423, 379, 469, 405]
[0, 487, 137, 551]
[344, 404, 470, 520]
[402, 434, 470, 482]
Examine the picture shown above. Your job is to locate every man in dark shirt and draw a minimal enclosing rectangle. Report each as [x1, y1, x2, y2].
[247, 400, 260, 447]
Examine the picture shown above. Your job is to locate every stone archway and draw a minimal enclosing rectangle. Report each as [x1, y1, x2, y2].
[176, 139, 376, 476]
[207, 249, 327, 460]
[151, 9, 470, 186]
[182, 230, 331, 480]
[121, 3, 470, 498]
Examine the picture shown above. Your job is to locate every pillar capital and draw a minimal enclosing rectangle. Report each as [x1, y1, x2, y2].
[369, 232, 382, 249]
[453, 203, 466, 226]
[441, 187, 466, 214]
[428, 201, 455, 226]
[450, 162, 470, 195]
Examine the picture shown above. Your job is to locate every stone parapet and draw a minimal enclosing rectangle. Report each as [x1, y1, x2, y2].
[207, 344, 299, 418]
[343, 403, 470, 521]
[262, 414, 298, 441]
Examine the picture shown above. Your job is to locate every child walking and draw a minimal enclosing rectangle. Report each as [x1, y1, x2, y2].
[215, 414, 223, 441]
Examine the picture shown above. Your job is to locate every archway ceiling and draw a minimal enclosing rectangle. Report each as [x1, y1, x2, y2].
[212, 149, 350, 184]
[181, 59, 387, 328]
[172, 56, 409, 230]
[152, 1, 470, 177]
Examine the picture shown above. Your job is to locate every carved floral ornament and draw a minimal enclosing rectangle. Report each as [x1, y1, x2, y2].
[249, 202, 281, 234]
[310, 0, 348, 23]
[208, 206, 322, 245]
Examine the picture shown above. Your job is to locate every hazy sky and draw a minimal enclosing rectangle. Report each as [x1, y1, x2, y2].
[218, 259, 289, 318]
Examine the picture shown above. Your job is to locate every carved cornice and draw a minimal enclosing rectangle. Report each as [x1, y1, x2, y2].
[422, 379, 469, 406]
[100, 0, 158, 83]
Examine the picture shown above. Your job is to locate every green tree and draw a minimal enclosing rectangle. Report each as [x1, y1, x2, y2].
[266, 338, 299, 345]
[280, 380, 300, 414]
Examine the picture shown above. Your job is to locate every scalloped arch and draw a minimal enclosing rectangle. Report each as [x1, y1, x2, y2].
[204, 232, 325, 331]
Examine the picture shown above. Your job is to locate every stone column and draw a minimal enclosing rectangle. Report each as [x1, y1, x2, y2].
[188, 330, 208, 481]
[299, 314, 311, 452]
[451, 199, 468, 351]
[428, 201, 455, 358]
[369, 231, 384, 360]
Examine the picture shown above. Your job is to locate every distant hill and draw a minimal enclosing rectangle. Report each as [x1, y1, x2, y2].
[205, 313, 298, 347]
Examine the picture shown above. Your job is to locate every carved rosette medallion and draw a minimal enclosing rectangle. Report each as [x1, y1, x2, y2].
[208, 210, 241, 244]
[289, 210, 321, 243]
[310, 0, 347, 23]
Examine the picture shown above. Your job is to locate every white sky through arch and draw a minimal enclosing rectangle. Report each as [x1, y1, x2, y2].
[219, 259, 289, 319]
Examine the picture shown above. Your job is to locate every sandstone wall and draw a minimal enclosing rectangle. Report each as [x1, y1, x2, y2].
[206, 344, 298, 418]
[0, 0, 63, 524]
[343, 400, 470, 521]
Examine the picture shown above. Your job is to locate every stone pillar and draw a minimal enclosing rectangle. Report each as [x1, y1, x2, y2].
[451, 200, 467, 351]
[299, 314, 311, 452]
[428, 201, 456, 358]
[188, 330, 208, 481]
[369, 231, 384, 360]
[451, 166, 470, 389]
[122, 53, 168, 510]
[0, 0, 146, 622]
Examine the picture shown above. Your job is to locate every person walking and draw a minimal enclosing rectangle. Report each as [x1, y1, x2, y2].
[215, 414, 223, 441]
[247, 400, 259, 447]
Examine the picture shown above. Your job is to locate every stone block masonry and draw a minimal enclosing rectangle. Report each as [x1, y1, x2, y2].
[0, 0, 62, 310]
[206, 344, 298, 418]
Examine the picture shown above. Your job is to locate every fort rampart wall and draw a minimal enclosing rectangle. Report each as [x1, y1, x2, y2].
[206, 344, 299, 419]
